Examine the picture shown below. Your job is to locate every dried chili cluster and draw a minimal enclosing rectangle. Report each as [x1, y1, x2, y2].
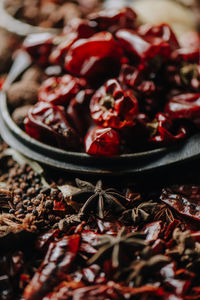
[1, 175, 200, 300]
[21, 6, 200, 156]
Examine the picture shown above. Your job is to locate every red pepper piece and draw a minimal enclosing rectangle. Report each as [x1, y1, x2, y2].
[23, 234, 80, 300]
[90, 79, 138, 129]
[35, 230, 60, 252]
[171, 48, 200, 64]
[50, 19, 96, 64]
[65, 32, 123, 79]
[138, 23, 179, 51]
[24, 102, 81, 150]
[119, 64, 142, 89]
[143, 221, 162, 242]
[116, 29, 170, 64]
[23, 33, 54, 66]
[148, 113, 188, 145]
[88, 7, 137, 32]
[85, 126, 120, 157]
[164, 63, 200, 92]
[38, 75, 86, 106]
[161, 187, 200, 222]
[66, 89, 93, 136]
[165, 93, 200, 127]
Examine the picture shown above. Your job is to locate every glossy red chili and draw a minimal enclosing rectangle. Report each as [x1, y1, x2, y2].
[90, 79, 138, 129]
[65, 32, 123, 78]
[24, 102, 81, 150]
[88, 6, 137, 32]
[50, 19, 96, 64]
[23, 33, 54, 66]
[66, 89, 93, 136]
[148, 113, 188, 145]
[138, 23, 179, 51]
[165, 93, 200, 127]
[116, 29, 170, 64]
[38, 75, 86, 106]
[85, 126, 120, 156]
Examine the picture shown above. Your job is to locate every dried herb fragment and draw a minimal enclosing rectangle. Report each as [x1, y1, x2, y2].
[0, 188, 13, 211]
[59, 212, 85, 231]
[88, 227, 147, 268]
[154, 203, 175, 223]
[124, 254, 170, 286]
[73, 179, 126, 219]
[167, 228, 200, 272]
[0, 213, 37, 237]
[120, 202, 157, 225]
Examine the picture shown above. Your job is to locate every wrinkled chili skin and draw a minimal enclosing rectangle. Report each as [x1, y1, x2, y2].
[115, 29, 171, 65]
[23, 33, 54, 66]
[66, 89, 94, 137]
[165, 93, 200, 127]
[88, 6, 137, 32]
[85, 126, 120, 157]
[149, 113, 188, 146]
[23, 235, 80, 300]
[90, 79, 138, 129]
[24, 102, 81, 150]
[50, 19, 96, 65]
[138, 23, 180, 51]
[65, 32, 123, 79]
[38, 75, 86, 106]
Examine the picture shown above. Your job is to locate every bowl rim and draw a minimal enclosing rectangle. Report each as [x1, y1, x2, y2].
[0, 0, 59, 36]
[2, 91, 168, 161]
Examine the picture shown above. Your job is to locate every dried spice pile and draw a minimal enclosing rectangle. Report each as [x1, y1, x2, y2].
[5, 0, 102, 28]
[6, 6, 200, 156]
[0, 141, 200, 299]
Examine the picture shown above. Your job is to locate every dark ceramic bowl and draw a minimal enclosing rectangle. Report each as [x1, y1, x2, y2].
[1, 52, 200, 176]
[2, 91, 200, 176]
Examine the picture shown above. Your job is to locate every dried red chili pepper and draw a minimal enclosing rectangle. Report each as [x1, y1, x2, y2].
[148, 113, 188, 146]
[24, 102, 81, 150]
[88, 6, 137, 32]
[165, 93, 200, 127]
[119, 64, 142, 89]
[143, 221, 163, 242]
[116, 29, 170, 65]
[23, 33, 54, 66]
[38, 75, 86, 106]
[138, 23, 179, 51]
[171, 48, 200, 64]
[90, 79, 138, 129]
[85, 126, 120, 157]
[65, 32, 123, 79]
[50, 18, 96, 64]
[66, 89, 93, 136]
[161, 187, 200, 222]
[23, 234, 80, 300]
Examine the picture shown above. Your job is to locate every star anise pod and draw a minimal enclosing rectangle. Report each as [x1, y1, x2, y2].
[73, 179, 126, 219]
[167, 228, 200, 271]
[153, 203, 175, 224]
[88, 227, 147, 268]
[123, 254, 170, 286]
[120, 202, 157, 225]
